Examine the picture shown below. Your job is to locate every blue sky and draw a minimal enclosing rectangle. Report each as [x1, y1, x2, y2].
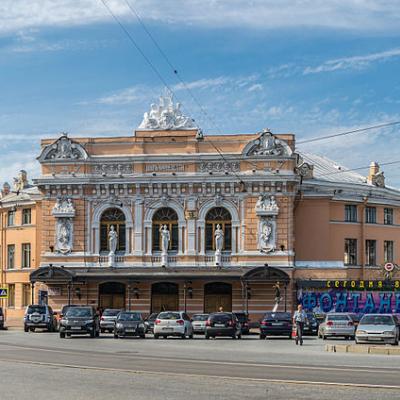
[1, 0, 400, 186]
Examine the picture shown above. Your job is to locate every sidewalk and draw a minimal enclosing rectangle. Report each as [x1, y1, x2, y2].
[326, 343, 400, 355]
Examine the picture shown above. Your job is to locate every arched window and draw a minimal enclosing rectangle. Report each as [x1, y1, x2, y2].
[100, 208, 126, 253]
[152, 207, 178, 252]
[205, 207, 231, 251]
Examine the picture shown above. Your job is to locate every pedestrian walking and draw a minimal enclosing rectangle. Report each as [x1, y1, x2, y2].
[293, 304, 307, 346]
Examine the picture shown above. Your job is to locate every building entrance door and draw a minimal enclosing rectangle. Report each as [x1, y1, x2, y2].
[204, 282, 232, 313]
[99, 282, 125, 309]
[151, 282, 179, 313]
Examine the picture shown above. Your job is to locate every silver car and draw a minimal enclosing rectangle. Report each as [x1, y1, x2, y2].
[318, 313, 355, 340]
[100, 309, 123, 333]
[191, 313, 209, 333]
[153, 311, 193, 339]
[356, 314, 399, 345]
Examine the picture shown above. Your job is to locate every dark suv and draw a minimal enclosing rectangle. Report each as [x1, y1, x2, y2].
[205, 312, 242, 339]
[24, 305, 57, 332]
[59, 306, 100, 338]
[0, 307, 4, 329]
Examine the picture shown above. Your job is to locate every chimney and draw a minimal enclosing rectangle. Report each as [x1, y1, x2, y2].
[367, 161, 385, 187]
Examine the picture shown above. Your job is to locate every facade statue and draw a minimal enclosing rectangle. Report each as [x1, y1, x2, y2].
[138, 93, 195, 130]
[258, 219, 275, 253]
[55, 218, 73, 254]
[53, 197, 75, 215]
[13, 170, 29, 192]
[108, 225, 118, 254]
[214, 224, 224, 253]
[160, 224, 170, 254]
[255, 195, 279, 213]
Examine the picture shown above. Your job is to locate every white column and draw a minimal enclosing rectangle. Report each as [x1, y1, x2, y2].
[94, 227, 100, 254]
[178, 224, 184, 255]
[133, 197, 144, 256]
[145, 224, 152, 255]
[198, 222, 205, 255]
[232, 222, 239, 255]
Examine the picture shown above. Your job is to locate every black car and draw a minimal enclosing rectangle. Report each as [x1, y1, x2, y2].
[144, 313, 158, 333]
[114, 312, 146, 338]
[303, 313, 318, 336]
[205, 312, 242, 339]
[0, 307, 4, 329]
[260, 312, 292, 339]
[59, 306, 100, 338]
[234, 313, 250, 335]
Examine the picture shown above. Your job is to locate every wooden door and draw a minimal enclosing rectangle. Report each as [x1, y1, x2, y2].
[151, 294, 179, 313]
[204, 294, 232, 313]
[99, 294, 125, 309]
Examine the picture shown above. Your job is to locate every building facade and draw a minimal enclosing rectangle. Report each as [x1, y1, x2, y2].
[1, 96, 400, 325]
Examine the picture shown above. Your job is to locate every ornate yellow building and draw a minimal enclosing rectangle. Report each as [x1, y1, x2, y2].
[1, 95, 400, 325]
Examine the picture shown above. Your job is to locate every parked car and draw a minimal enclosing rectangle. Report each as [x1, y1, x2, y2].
[153, 311, 193, 339]
[303, 313, 319, 336]
[100, 308, 123, 333]
[24, 304, 57, 332]
[0, 307, 4, 330]
[259, 312, 292, 339]
[59, 306, 100, 338]
[191, 313, 209, 334]
[114, 312, 146, 339]
[205, 312, 242, 339]
[318, 313, 355, 340]
[356, 314, 399, 345]
[144, 312, 158, 333]
[234, 313, 250, 335]
[57, 305, 83, 329]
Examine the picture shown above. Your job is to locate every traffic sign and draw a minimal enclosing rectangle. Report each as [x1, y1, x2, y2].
[0, 288, 8, 299]
[384, 263, 395, 272]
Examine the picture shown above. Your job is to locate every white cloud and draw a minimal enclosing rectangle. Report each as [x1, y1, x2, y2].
[173, 77, 230, 91]
[304, 48, 400, 74]
[2, 1, 400, 35]
[248, 83, 263, 92]
[96, 87, 141, 105]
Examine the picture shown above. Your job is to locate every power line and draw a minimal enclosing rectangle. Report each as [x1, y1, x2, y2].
[297, 121, 400, 145]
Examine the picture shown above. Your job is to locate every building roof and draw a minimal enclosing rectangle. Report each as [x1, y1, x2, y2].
[0, 185, 41, 204]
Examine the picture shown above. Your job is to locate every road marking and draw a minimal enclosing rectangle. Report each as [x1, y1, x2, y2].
[0, 358, 399, 391]
[0, 342, 398, 375]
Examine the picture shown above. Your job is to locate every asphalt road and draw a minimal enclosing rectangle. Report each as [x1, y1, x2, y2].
[0, 330, 400, 400]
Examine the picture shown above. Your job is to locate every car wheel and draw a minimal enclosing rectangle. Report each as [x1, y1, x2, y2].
[231, 334, 236, 339]
[260, 334, 266, 340]
[205, 334, 210, 340]
[392, 337, 399, 346]
[24, 326, 28, 333]
[114, 333, 118, 339]
[140, 334, 146, 339]
[30, 328, 35, 332]
[154, 334, 159, 339]
[59, 332, 65, 339]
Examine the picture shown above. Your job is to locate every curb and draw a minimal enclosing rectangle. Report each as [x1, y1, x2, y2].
[325, 344, 400, 355]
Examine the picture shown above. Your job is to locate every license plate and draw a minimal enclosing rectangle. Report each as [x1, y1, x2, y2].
[125, 329, 135, 332]
[272, 322, 282, 326]
[215, 324, 225, 327]
[71, 326, 81, 330]
[162, 327, 173, 331]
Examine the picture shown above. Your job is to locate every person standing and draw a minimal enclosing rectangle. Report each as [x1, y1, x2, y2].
[293, 304, 307, 346]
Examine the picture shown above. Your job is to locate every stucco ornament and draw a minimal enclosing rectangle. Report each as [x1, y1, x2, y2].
[255, 195, 279, 216]
[138, 93, 195, 130]
[52, 197, 75, 255]
[245, 129, 292, 157]
[40, 134, 88, 161]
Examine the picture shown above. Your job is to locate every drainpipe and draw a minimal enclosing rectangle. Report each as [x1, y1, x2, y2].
[361, 196, 368, 280]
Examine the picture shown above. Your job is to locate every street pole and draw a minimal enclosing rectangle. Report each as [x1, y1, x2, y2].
[183, 282, 187, 313]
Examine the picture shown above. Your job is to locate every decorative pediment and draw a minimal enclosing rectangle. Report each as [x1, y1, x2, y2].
[30, 265, 74, 283]
[243, 129, 292, 157]
[242, 266, 289, 282]
[38, 134, 89, 162]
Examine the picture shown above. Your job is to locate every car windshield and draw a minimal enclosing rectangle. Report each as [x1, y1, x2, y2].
[360, 315, 394, 325]
[158, 312, 180, 320]
[27, 306, 46, 314]
[118, 313, 141, 321]
[327, 314, 350, 321]
[66, 308, 92, 318]
[210, 313, 232, 323]
[264, 312, 291, 320]
[103, 309, 122, 316]
[192, 315, 208, 321]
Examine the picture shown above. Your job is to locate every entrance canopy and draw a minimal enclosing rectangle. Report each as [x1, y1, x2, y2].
[30, 265, 75, 284]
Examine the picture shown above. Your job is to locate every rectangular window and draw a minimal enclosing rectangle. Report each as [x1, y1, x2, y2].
[344, 239, 357, 265]
[384, 208, 394, 225]
[345, 205, 357, 222]
[22, 208, 31, 225]
[7, 210, 15, 226]
[21, 243, 31, 268]
[384, 240, 394, 263]
[7, 245, 15, 269]
[365, 240, 377, 266]
[8, 284, 15, 308]
[22, 284, 31, 307]
[365, 207, 376, 224]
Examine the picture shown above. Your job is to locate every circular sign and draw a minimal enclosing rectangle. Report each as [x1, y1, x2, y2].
[384, 263, 395, 272]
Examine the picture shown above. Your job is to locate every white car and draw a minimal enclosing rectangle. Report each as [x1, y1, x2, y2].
[356, 314, 399, 345]
[191, 313, 209, 334]
[153, 311, 194, 339]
